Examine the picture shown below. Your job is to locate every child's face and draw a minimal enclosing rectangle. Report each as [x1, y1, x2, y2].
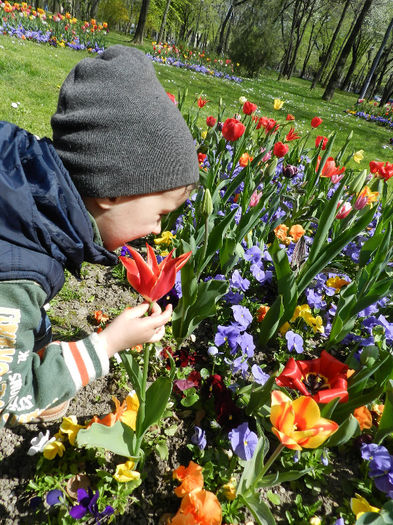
[87, 186, 192, 251]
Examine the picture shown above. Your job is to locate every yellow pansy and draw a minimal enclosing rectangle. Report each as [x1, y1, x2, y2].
[60, 416, 85, 446]
[222, 477, 237, 501]
[279, 322, 291, 335]
[274, 98, 284, 110]
[351, 494, 380, 520]
[353, 150, 364, 163]
[291, 304, 311, 322]
[326, 276, 351, 291]
[43, 439, 65, 460]
[114, 459, 141, 483]
[154, 231, 176, 248]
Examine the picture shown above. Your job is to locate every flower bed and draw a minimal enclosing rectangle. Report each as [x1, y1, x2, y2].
[0, 0, 108, 52]
[13, 95, 393, 524]
[148, 42, 243, 83]
[346, 99, 393, 130]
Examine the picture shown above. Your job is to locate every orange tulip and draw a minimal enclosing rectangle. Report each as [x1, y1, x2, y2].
[120, 243, 191, 302]
[170, 489, 222, 525]
[173, 461, 204, 498]
[87, 392, 139, 430]
[270, 391, 338, 450]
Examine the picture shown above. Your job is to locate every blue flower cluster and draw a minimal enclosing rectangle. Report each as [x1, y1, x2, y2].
[362, 443, 393, 497]
[146, 53, 243, 83]
[354, 111, 393, 129]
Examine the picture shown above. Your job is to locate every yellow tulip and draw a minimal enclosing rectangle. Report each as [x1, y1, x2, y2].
[270, 391, 338, 450]
[201, 130, 208, 140]
[274, 98, 284, 110]
[353, 150, 364, 163]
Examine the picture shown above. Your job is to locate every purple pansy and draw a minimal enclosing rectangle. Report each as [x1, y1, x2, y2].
[191, 426, 207, 450]
[237, 331, 255, 357]
[251, 364, 270, 385]
[69, 488, 114, 522]
[230, 270, 250, 292]
[285, 331, 304, 353]
[214, 325, 241, 351]
[232, 305, 252, 330]
[228, 422, 258, 460]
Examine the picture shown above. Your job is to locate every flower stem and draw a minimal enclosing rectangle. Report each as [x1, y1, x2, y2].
[258, 443, 285, 480]
[134, 343, 152, 458]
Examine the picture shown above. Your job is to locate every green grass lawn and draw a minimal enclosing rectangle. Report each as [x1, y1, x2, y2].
[1, 32, 392, 168]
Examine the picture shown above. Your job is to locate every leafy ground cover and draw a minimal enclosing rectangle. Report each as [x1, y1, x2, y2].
[2, 32, 393, 525]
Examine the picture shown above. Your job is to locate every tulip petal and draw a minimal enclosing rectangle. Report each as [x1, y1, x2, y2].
[146, 243, 160, 275]
[292, 396, 321, 428]
[271, 427, 302, 450]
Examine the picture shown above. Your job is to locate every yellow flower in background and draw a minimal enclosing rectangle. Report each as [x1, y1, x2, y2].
[353, 150, 364, 163]
[114, 460, 140, 483]
[43, 438, 65, 460]
[309, 518, 321, 525]
[326, 276, 350, 291]
[60, 416, 85, 445]
[154, 230, 176, 248]
[274, 98, 284, 110]
[351, 494, 380, 520]
[222, 477, 237, 501]
[239, 96, 247, 104]
[201, 130, 208, 140]
[279, 322, 291, 335]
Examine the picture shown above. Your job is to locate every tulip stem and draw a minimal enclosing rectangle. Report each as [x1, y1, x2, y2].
[258, 443, 285, 480]
[134, 342, 152, 459]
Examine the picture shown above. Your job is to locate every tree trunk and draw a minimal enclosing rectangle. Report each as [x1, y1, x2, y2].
[300, 20, 317, 78]
[286, 0, 316, 79]
[358, 16, 393, 100]
[133, 0, 151, 44]
[341, 36, 361, 91]
[322, 0, 373, 101]
[310, 0, 351, 90]
[157, 0, 172, 43]
[217, 4, 234, 54]
[380, 73, 393, 106]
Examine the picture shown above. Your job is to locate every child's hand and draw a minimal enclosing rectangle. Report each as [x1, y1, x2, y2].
[97, 302, 173, 358]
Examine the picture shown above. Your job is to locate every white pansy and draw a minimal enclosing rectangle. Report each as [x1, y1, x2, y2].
[27, 430, 55, 456]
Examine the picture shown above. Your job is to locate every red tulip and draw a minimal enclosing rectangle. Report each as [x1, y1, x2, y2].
[315, 136, 328, 150]
[285, 127, 300, 141]
[273, 141, 289, 158]
[206, 116, 217, 127]
[120, 244, 192, 302]
[242, 101, 258, 114]
[221, 118, 246, 141]
[197, 96, 209, 108]
[286, 114, 295, 121]
[276, 350, 349, 403]
[316, 156, 345, 181]
[311, 116, 323, 128]
[166, 92, 177, 105]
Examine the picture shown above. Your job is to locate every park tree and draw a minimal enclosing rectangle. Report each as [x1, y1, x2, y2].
[133, 0, 150, 43]
[97, 0, 129, 29]
[322, 0, 373, 101]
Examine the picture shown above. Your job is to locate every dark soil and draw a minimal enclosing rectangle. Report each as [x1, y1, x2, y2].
[0, 264, 361, 524]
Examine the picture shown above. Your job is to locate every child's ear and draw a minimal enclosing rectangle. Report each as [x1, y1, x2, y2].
[94, 197, 120, 210]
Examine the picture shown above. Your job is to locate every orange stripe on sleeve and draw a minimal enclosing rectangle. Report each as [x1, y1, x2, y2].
[69, 341, 89, 386]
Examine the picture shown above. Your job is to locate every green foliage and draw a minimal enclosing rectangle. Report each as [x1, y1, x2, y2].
[98, 0, 129, 27]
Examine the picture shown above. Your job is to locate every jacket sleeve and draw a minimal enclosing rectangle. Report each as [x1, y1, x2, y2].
[0, 280, 109, 426]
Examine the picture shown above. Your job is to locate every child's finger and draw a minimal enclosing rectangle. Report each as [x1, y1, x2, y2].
[125, 302, 150, 319]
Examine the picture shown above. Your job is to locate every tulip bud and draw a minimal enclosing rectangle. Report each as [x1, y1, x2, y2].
[347, 130, 353, 141]
[348, 169, 368, 195]
[282, 164, 298, 178]
[265, 158, 278, 177]
[216, 121, 223, 131]
[202, 188, 213, 217]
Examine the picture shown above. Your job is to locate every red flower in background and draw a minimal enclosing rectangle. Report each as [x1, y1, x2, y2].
[242, 101, 258, 114]
[166, 92, 177, 105]
[311, 116, 323, 128]
[371, 161, 393, 181]
[206, 116, 217, 127]
[120, 244, 191, 302]
[285, 127, 300, 141]
[273, 141, 289, 158]
[197, 96, 209, 108]
[286, 114, 295, 121]
[315, 136, 328, 150]
[222, 118, 246, 141]
[198, 152, 207, 164]
[275, 350, 349, 403]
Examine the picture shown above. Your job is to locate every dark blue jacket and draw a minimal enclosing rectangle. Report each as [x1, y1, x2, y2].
[0, 121, 118, 301]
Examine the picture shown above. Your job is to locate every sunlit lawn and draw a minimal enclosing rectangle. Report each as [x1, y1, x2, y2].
[1, 32, 391, 168]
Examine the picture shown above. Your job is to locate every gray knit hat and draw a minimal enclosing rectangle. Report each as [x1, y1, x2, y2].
[51, 45, 199, 198]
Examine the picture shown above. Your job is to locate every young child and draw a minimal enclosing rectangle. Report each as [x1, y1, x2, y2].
[0, 45, 199, 426]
